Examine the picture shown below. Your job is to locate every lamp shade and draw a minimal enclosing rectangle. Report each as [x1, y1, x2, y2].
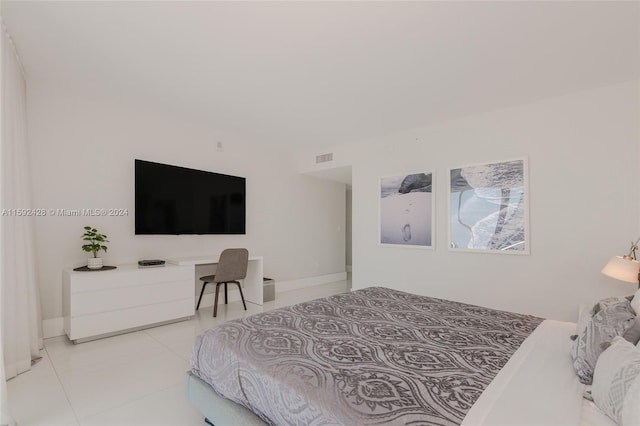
[601, 256, 640, 284]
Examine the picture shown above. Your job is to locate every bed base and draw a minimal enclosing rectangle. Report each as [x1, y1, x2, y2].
[184, 371, 267, 426]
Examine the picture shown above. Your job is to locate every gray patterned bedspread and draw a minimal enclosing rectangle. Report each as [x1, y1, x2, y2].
[191, 287, 542, 425]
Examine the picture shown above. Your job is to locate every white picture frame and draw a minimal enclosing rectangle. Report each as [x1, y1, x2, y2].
[379, 171, 435, 249]
[448, 158, 529, 255]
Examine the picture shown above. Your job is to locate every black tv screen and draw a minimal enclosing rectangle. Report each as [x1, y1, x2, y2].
[135, 160, 246, 235]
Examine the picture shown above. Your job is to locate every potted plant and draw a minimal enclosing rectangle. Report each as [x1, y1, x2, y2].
[81, 226, 109, 269]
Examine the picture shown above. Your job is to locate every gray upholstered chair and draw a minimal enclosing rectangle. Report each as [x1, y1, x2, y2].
[196, 248, 248, 317]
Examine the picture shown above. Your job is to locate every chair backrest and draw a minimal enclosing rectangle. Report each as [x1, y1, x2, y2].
[214, 248, 249, 282]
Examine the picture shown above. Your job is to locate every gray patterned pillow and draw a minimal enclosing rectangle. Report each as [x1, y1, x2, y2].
[623, 316, 640, 345]
[631, 289, 640, 316]
[591, 336, 640, 425]
[572, 298, 636, 384]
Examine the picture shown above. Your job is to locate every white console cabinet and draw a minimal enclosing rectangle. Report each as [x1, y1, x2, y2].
[63, 264, 195, 343]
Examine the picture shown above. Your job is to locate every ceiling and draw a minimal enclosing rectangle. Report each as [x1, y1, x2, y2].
[2, 1, 639, 152]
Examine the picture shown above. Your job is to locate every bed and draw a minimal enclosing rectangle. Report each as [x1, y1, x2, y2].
[186, 287, 613, 425]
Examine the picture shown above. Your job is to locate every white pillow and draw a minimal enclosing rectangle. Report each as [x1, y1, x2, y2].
[592, 336, 640, 425]
[631, 289, 640, 317]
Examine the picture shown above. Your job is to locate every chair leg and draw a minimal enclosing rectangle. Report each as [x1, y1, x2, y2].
[213, 283, 222, 317]
[233, 281, 247, 311]
[196, 282, 209, 310]
[224, 282, 228, 304]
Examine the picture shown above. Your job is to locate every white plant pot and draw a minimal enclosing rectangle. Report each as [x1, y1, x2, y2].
[87, 257, 103, 269]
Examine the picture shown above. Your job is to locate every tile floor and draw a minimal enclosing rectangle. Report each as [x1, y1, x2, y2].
[7, 280, 351, 426]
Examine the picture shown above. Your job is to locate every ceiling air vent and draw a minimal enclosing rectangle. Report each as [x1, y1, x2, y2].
[315, 153, 333, 164]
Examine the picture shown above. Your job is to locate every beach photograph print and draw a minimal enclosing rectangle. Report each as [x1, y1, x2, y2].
[380, 172, 434, 248]
[449, 159, 528, 254]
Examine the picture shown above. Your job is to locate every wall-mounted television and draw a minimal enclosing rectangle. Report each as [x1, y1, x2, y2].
[135, 159, 246, 235]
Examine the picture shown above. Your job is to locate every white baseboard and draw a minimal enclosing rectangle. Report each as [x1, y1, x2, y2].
[43, 317, 65, 339]
[276, 272, 347, 293]
[42, 272, 347, 339]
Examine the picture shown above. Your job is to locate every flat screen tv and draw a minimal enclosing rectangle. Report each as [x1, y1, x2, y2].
[135, 159, 246, 235]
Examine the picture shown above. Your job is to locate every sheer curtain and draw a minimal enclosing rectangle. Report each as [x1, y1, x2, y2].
[1, 16, 42, 415]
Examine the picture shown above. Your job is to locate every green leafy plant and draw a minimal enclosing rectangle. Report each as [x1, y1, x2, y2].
[81, 226, 109, 258]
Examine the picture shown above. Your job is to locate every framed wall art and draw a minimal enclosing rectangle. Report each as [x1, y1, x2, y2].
[379, 171, 434, 248]
[448, 158, 529, 254]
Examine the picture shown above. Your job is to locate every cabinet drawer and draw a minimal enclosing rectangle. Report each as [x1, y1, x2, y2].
[69, 298, 194, 341]
[70, 280, 194, 316]
[67, 266, 194, 293]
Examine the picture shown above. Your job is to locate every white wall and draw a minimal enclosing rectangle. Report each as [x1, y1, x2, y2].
[346, 189, 352, 268]
[299, 80, 640, 322]
[27, 83, 346, 321]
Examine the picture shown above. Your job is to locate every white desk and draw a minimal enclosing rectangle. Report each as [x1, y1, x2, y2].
[166, 255, 264, 305]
